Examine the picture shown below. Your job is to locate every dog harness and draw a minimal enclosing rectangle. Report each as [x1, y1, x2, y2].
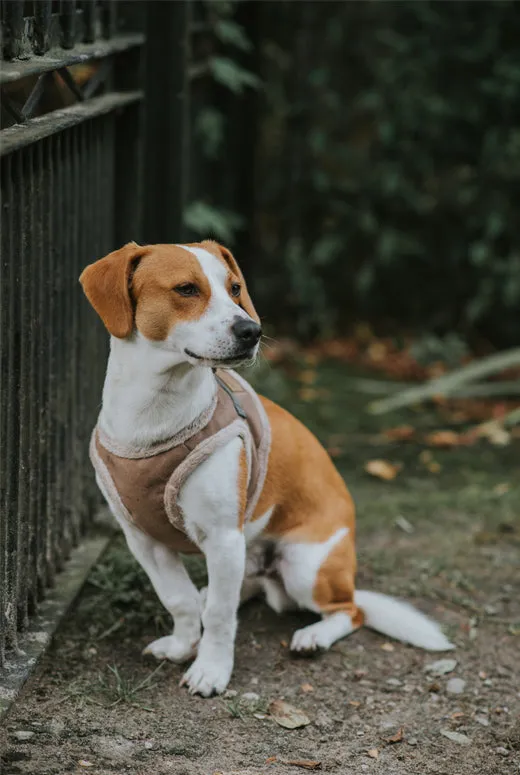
[90, 370, 271, 554]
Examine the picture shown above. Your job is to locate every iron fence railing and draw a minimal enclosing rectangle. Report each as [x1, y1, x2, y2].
[0, 0, 145, 666]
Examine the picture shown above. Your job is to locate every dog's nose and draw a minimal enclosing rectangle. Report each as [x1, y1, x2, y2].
[231, 318, 262, 347]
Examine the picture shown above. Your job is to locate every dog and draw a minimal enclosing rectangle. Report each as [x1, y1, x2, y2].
[80, 240, 453, 697]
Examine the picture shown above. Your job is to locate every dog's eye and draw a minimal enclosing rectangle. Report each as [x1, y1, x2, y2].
[174, 283, 199, 297]
[230, 283, 241, 298]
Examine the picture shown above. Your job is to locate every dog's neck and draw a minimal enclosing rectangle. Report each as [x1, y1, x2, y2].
[98, 334, 217, 449]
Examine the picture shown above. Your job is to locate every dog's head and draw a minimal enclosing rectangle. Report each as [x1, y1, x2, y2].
[79, 241, 261, 367]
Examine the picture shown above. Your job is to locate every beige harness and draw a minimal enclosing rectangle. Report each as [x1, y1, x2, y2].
[90, 370, 271, 554]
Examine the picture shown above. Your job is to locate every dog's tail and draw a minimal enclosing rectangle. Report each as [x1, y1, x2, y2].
[354, 590, 454, 651]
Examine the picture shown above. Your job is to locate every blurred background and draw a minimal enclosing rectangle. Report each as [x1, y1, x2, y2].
[182, 1, 520, 350]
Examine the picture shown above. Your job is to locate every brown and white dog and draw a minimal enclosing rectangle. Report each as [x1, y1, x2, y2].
[80, 241, 453, 697]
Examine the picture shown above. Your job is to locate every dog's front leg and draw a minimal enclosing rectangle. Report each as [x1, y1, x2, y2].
[181, 527, 245, 696]
[178, 436, 246, 696]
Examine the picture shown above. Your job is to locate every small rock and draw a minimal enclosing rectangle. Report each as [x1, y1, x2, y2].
[474, 715, 489, 727]
[242, 692, 260, 703]
[13, 731, 34, 741]
[144, 741, 154, 750]
[446, 678, 466, 695]
[440, 729, 471, 745]
[407, 737, 418, 746]
[386, 678, 402, 687]
[483, 678, 493, 687]
[315, 710, 334, 730]
[425, 659, 457, 676]
[484, 604, 499, 615]
[496, 747, 509, 757]
[395, 516, 414, 534]
[250, 676, 259, 685]
[224, 689, 238, 698]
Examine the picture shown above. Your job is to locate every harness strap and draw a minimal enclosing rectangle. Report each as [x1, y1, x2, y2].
[215, 373, 248, 420]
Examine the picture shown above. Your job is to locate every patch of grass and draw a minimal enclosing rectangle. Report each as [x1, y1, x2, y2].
[221, 694, 269, 720]
[95, 661, 167, 711]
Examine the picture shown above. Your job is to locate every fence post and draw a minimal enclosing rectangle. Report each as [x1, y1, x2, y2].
[143, 0, 190, 243]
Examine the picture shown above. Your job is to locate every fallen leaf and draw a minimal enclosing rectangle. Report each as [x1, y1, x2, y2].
[367, 341, 387, 362]
[364, 459, 401, 481]
[380, 642, 395, 652]
[269, 700, 311, 729]
[298, 369, 317, 385]
[266, 756, 278, 764]
[476, 421, 510, 446]
[440, 729, 471, 745]
[383, 425, 415, 442]
[280, 760, 322, 770]
[385, 727, 404, 744]
[349, 700, 361, 707]
[299, 387, 319, 402]
[367, 748, 379, 759]
[424, 430, 461, 448]
[280, 640, 288, 648]
[424, 659, 457, 676]
[451, 712, 464, 719]
[300, 683, 314, 693]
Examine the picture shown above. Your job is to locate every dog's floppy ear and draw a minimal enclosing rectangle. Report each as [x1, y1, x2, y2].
[79, 242, 144, 338]
[215, 243, 259, 324]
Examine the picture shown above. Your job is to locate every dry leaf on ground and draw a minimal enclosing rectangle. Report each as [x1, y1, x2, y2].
[300, 683, 314, 693]
[268, 700, 311, 729]
[364, 459, 401, 481]
[385, 727, 404, 744]
[367, 748, 379, 759]
[382, 425, 415, 441]
[298, 369, 317, 385]
[424, 658, 457, 676]
[476, 421, 511, 446]
[440, 729, 471, 745]
[424, 430, 464, 448]
[280, 760, 322, 770]
[380, 642, 395, 652]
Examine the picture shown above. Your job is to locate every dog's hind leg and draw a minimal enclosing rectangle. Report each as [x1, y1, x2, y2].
[276, 526, 363, 653]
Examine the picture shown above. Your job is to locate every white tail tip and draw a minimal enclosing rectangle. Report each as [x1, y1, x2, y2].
[355, 590, 454, 651]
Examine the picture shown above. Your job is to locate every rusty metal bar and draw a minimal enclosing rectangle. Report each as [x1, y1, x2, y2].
[33, 0, 53, 55]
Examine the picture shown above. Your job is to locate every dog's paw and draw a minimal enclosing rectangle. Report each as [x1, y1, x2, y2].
[290, 623, 330, 653]
[180, 655, 232, 697]
[143, 634, 198, 663]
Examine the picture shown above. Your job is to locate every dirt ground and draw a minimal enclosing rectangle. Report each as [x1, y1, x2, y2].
[1, 359, 519, 775]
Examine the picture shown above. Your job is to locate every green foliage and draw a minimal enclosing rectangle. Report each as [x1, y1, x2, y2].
[184, 201, 244, 243]
[245, 1, 520, 343]
[208, 55, 260, 95]
[196, 107, 225, 159]
[184, 0, 257, 244]
[214, 18, 252, 52]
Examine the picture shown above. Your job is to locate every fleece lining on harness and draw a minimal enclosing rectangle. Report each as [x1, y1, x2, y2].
[90, 370, 271, 553]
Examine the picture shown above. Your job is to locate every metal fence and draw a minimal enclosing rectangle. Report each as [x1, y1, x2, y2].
[0, 0, 149, 665]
